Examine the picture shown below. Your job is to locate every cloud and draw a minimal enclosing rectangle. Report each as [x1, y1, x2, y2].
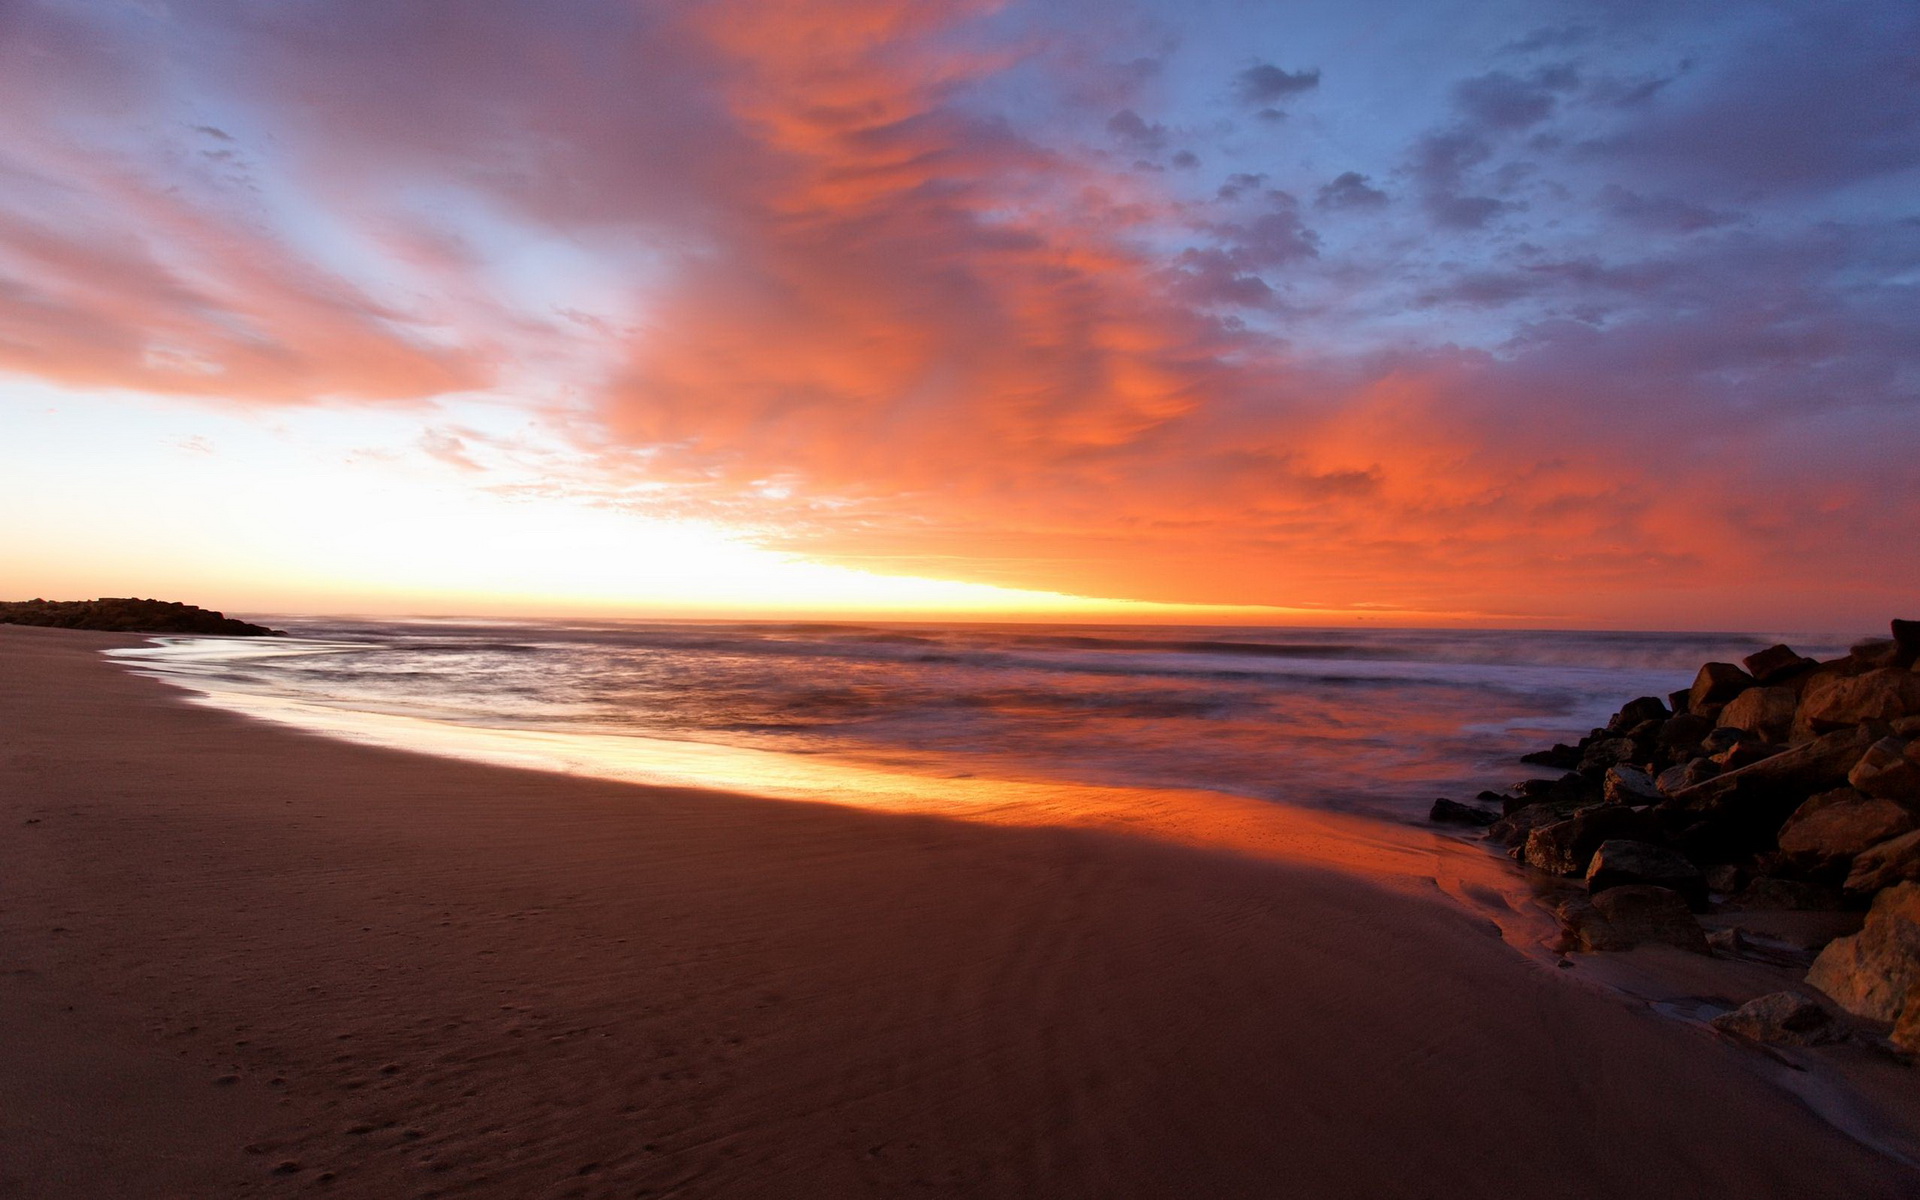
[1315, 172, 1388, 211]
[1233, 62, 1321, 106]
[1106, 108, 1168, 151]
[1451, 69, 1572, 131]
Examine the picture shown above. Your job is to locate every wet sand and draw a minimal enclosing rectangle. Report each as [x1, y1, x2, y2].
[3, 624, 1916, 1198]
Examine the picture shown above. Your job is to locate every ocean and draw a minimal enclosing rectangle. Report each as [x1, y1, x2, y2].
[103, 619, 1852, 826]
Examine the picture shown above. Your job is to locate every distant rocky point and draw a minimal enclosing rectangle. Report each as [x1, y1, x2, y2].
[0, 597, 283, 637]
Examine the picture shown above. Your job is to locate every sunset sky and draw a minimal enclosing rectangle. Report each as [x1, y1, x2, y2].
[1, 0, 1915, 627]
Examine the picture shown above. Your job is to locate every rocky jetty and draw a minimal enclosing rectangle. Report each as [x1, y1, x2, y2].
[0, 598, 282, 637]
[1435, 618, 1920, 1049]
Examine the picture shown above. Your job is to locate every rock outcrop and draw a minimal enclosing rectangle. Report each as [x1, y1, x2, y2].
[1456, 619, 1920, 1025]
[0, 598, 282, 637]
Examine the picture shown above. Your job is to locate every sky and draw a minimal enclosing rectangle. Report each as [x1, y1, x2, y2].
[1, 0, 1916, 628]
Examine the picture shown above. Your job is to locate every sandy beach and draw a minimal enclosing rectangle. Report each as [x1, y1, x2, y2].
[3, 625, 1917, 1199]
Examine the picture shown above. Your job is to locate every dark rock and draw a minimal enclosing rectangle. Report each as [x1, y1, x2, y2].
[1795, 668, 1920, 736]
[1743, 644, 1819, 685]
[1807, 882, 1920, 1023]
[1847, 736, 1920, 802]
[1586, 839, 1707, 908]
[1689, 662, 1756, 713]
[1710, 740, 1783, 770]
[1655, 712, 1715, 759]
[1607, 696, 1670, 734]
[1707, 926, 1747, 955]
[1699, 727, 1751, 757]
[1429, 798, 1499, 826]
[1844, 829, 1920, 894]
[1671, 725, 1879, 817]
[1892, 619, 1920, 665]
[1893, 984, 1920, 1053]
[1523, 808, 1661, 877]
[1778, 787, 1917, 874]
[1603, 764, 1661, 806]
[1488, 802, 1578, 848]
[1668, 688, 1693, 715]
[1704, 864, 1747, 895]
[1520, 744, 1581, 769]
[1557, 885, 1708, 954]
[1729, 877, 1843, 912]
[1579, 737, 1639, 774]
[1851, 638, 1904, 671]
[1717, 686, 1797, 743]
[1656, 758, 1720, 797]
[1710, 992, 1840, 1045]
[0, 597, 283, 637]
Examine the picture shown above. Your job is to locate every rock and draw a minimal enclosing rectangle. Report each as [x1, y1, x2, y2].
[1603, 764, 1662, 806]
[1716, 686, 1797, 742]
[1656, 758, 1720, 797]
[1795, 668, 1920, 736]
[1523, 808, 1660, 877]
[1704, 863, 1746, 895]
[1851, 638, 1904, 670]
[1728, 876, 1844, 912]
[1709, 740, 1781, 770]
[1668, 687, 1693, 715]
[1698, 727, 1749, 757]
[1558, 885, 1708, 954]
[1579, 737, 1640, 774]
[1847, 736, 1920, 802]
[1843, 828, 1920, 894]
[1710, 991, 1840, 1045]
[1607, 696, 1670, 733]
[1671, 725, 1878, 817]
[1429, 798, 1498, 826]
[1743, 644, 1819, 685]
[1806, 882, 1920, 1022]
[1893, 984, 1920, 1053]
[1689, 662, 1756, 713]
[1655, 713, 1715, 759]
[1586, 839, 1707, 907]
[1707, 926, 1746, 955]
[1893, 619, 1920, 664]
[1778, 787, 1917, 873]
[1488, 801, 1576, 847]
[1897, 715, 1920, 738]
[1520, 743, 1581, 769]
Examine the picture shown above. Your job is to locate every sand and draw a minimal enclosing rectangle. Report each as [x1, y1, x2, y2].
[2, 624, 1917, 1199]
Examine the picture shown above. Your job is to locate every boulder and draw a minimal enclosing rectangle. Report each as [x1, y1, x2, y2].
[1689, 662, 1756, 713]
[1520, 743, 1581, 770]
[1710, 740, 1782, 770]
[1795, 668, 1920, 736]
[1710, 991, 1840, 1045]
[1579, 736, 1640, 774]
[1852, 638, 1904, 671]
[1743, 644, 1818, 685]
[1806, 882, 1920, 1022]
[1847, 736, 1920, 802]
[1655, 712, 1715, 759]
[1429, 798, 1498, 826]
[1522, 808, 1660, 877]
[1668, 688, 1693, 715]
[1586, 839, 1707, 907]
[1557, 885, 1708, 954]
[1893, 618, 1920, 665]
[1698, 727, 1750, 757]
[1670, 725, 1878, 816]
[1893, 982, 1920, 1053]
[1727, 876, 1843, 912]
[1843, 829, 1920, 894]
[1607, 696, 1670, 733]
[1603, 764, 1662, 806]
[1488, 802, 1577, 848]
[1716, 686, 1797, 742]
[1778, 787, 1918, 873]
[1704, 863, 1746, 895]
[1656, 758, 1719, 797]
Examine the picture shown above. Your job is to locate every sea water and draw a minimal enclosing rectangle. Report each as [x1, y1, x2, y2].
[105, 619, 1852, 824]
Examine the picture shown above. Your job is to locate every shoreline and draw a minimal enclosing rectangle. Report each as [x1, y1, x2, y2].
[5, 624, 1919, 1197]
